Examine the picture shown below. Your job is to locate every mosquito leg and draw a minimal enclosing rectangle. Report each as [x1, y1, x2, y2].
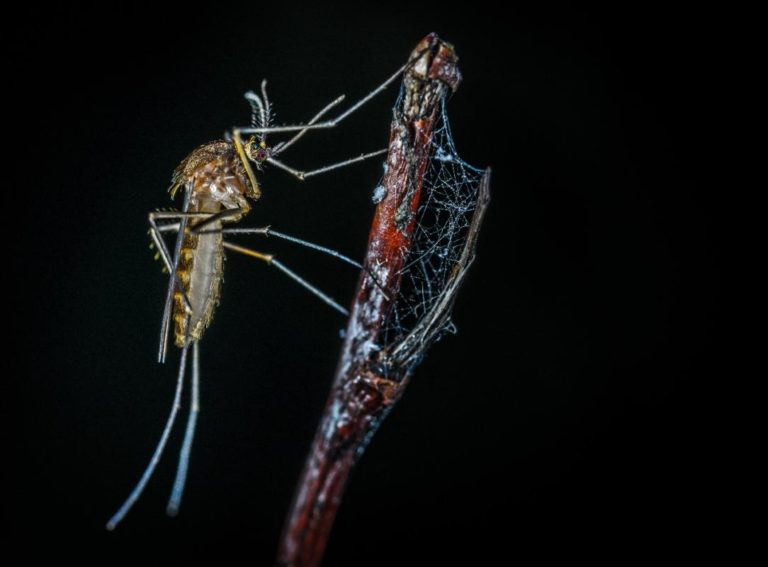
[106, 323, 192, 530]
[209, 227, 390, 300]
[151, 211, 230, 238]
[150, 211, 214, 220]
[149, 211, 197, 310]
[157, 223, 181, 233]
[151, 210, 221, 265]
[167, 340, 200, 516]
[149, 215, 180, 273]
[150, 207, 203, 362]
[188, 208, 245, 234]
[152, 207, 245, 243]
[223, 241, 349, 316]
[149, 225, 174, 271]
[267, 148, 387, 181]
[157, 189, 193, 363]
[211, 227, 362, 269]
[233, 63, 407, 137]
[271, 95, 346, 157]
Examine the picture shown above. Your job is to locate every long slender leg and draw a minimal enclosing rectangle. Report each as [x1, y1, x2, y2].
[232, 65, 405, 190]
[158, 189, 192, 364]
[187, 208, 245, 234]
[210, 227, 363, 269]
[151, 211, 217, 221]
[159, 223, 369, 312]
[151, 208, 243, 236]
[223, 242, 348, 316]
[209, 227, 390, 300]
[167, 340, 200, 516]
[106, 325, 191, 530]
[271, 95, 345, 157]
[233, 63, 407, 137]
[149, 213, 193, 313]
[151, 210, 236, 240]
[267, 148, 387, 181]
[150, 210, 216, 272]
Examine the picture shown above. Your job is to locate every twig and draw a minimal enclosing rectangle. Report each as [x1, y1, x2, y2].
[276, 33, 491, 567]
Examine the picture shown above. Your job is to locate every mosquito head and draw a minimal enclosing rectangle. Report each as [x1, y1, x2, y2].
[244, 137, 271, 168]
[252, 140, 271, 163]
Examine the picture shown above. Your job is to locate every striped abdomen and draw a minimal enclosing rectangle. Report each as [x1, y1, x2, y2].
[173, 205, 225, 347]
[169, 140, 252, 347]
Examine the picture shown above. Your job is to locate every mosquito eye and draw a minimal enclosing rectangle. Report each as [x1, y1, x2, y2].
[254, 148, 268, 161]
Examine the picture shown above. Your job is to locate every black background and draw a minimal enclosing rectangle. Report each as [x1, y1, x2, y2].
[8, 4, 727, 564]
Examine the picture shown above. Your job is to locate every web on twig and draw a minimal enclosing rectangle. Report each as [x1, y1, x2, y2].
[379, 95, 486, 360]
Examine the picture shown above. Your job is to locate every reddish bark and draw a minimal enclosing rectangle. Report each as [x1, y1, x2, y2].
[276, 34, 489, 567]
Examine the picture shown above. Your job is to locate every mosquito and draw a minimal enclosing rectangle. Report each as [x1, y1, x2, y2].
[106, 64, 406, 530]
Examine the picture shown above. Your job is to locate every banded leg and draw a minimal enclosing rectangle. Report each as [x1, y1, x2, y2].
[156, 220, 358, 316]
[214, 227, 363, 270]
[215, 227, 389, 300]
[157, 216, 361, 272]
[223, 242, 349, 316]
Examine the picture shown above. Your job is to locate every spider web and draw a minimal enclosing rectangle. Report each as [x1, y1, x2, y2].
[380, 96, 485, 352]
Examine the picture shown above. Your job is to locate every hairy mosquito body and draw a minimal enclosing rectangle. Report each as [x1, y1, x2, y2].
[107, 63, 408, 530]
[169, 141, 251, 346]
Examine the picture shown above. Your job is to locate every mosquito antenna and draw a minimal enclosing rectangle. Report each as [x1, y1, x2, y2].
[244, 85, 270, 143]
[244, 90, 268, 139]
[167, 340, 201, 516]
[106, 330, 191, 530]
[260, 79, 273, 135]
